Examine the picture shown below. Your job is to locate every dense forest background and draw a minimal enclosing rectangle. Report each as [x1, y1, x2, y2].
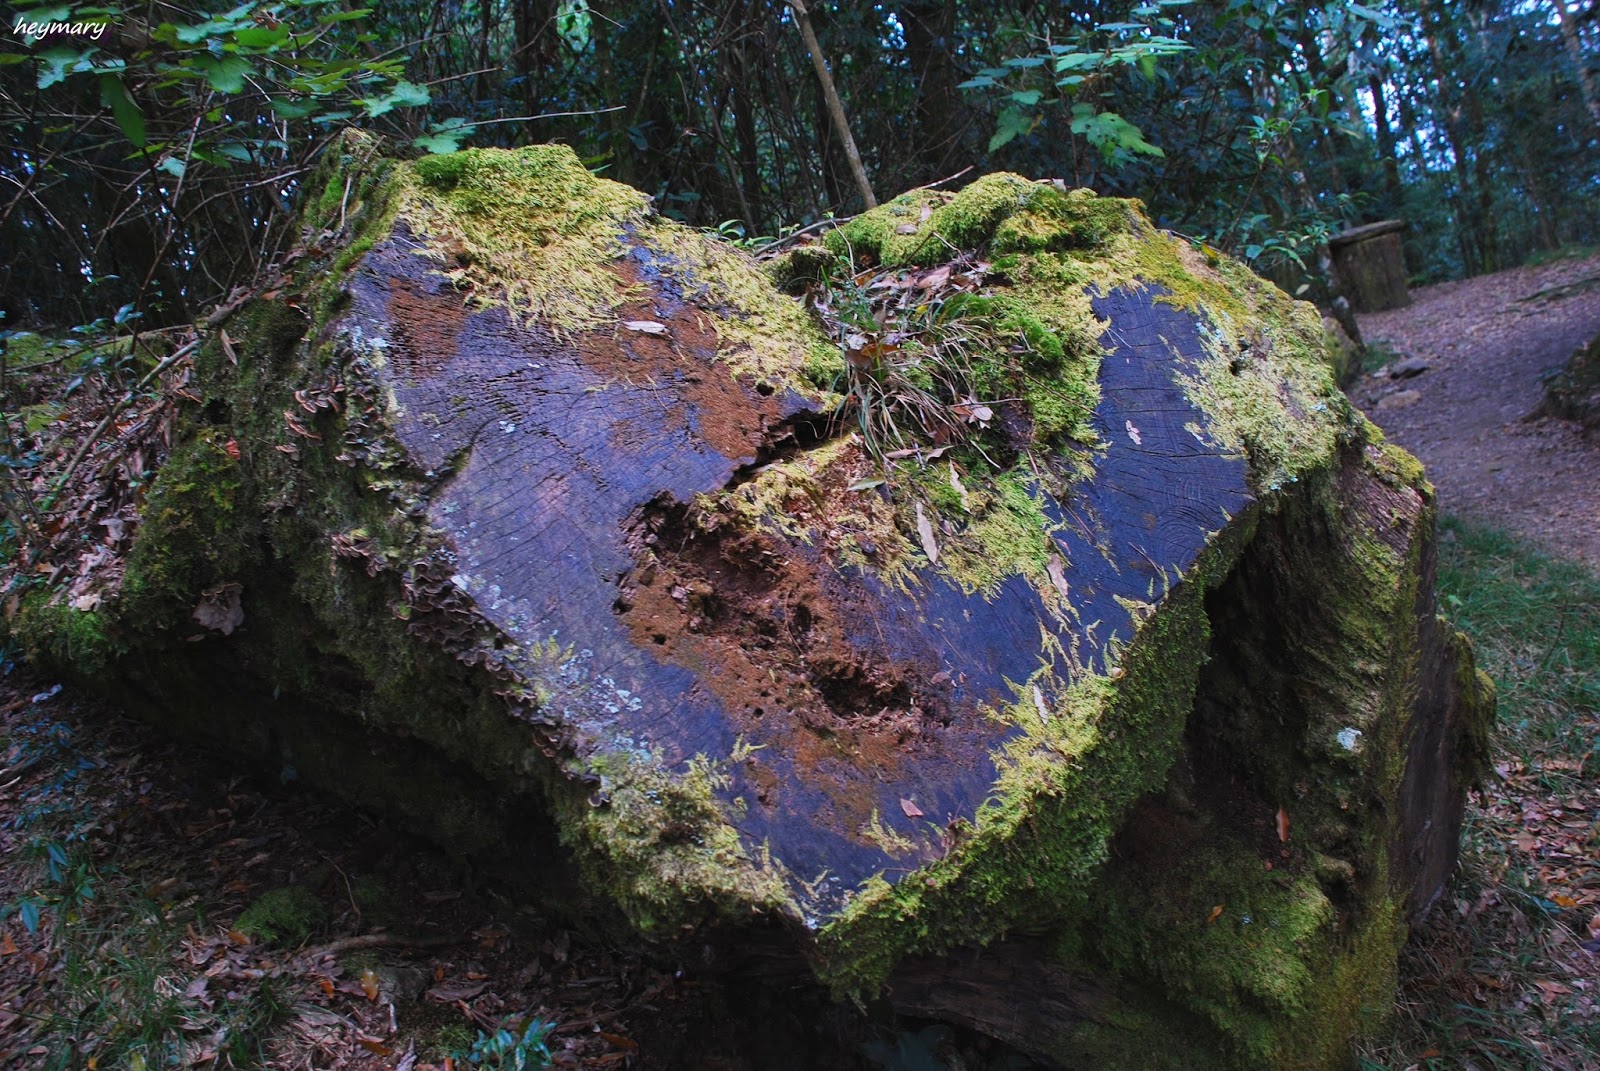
[2, 0, 1597, 334]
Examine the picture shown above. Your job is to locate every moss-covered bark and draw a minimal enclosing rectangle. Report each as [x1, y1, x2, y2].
[3, 138, 1491, 1070]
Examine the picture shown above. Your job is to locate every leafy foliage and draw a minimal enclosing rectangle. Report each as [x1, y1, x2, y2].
[3, 0, 1598, 335]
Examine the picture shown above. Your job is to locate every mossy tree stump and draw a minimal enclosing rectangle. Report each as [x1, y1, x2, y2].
[1329, 220, 1411, 313]
[7, 137, 1492, 1070]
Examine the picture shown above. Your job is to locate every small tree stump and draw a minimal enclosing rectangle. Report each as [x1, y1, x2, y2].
[1329, 220, 1410, 312]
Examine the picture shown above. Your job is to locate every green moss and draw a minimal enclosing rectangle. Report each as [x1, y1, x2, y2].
[824, 174, 1130, 270]
[829, 174, 1356, 494]
[121, 429, 255, 620]
[235, 886, 327, 945]
[11, 592, 120, 677]
[562, 750, 795, 934]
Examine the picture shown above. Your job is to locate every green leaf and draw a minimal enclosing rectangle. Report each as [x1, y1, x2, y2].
[1053, 52, 1099, 72]
[413, 131, 465, 154]
[360, 79, 429, 118]
[1007, 89, 1042, 106]
[317, 7, 373, 22]
[231, 24, 292, 50]
[269, 97, 317, 119]
[36, 46, 90, 90]
[100, 75, 146, 148]
[413, 117, 470, 154]
[195, 55, 252, 93]
[18, 901, 39, 934]
[956, 75, 996, 90]
[988, 106, 1035, 152]
[157, 156, 186, 178]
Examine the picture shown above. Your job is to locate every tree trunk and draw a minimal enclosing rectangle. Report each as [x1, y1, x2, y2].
[901, 0, 965, 180]
[1553, 0, 1600, 130]
[786, 0, 877, 209]
[1368, 75, 1406, 212]
[8, 137, 1493, 1071]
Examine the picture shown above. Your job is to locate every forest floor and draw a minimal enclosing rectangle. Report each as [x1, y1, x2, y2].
[1352, 249, 1600, 565]
[1, 255, 1598, 1071]
[1350, 251, 1600, 1071]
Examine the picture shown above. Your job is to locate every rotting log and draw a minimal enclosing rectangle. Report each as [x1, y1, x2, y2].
[5, 134, 1493, 1070]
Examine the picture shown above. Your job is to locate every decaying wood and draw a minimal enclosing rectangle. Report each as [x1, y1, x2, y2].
[7, 140, 1492, 1070]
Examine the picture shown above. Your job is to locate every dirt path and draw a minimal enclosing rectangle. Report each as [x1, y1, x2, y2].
[1352, 252, 1600, 565]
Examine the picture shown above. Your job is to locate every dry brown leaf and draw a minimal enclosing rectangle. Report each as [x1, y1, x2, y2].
[948, 462, 969, 511]
[1276, 806, 1291, 844]
[1046, 553, 1072, 603]
[1207, 905, 1224, 925]
[900, 798, 924, 818]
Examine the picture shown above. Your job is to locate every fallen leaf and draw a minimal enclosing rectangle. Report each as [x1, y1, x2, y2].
[0, 933, 16, 955]
[948, 462, 969, 511]
[900, 798, 924, 818]
[223, 438, 240, 461]
[916, 503, 939, 564]
[599, 1032, 640, 1053]
[1032, 684, 1050, 723]
[1125, 419, 1143, 445]
[848, 477, 885, 491]
[1552, 893, 1579, 909]
[1207, 905, 1224, 924]
[220, 329, 239, 366]
[1046, 553, 1072, 603]
[192, 582, 245, 636]
[360, 967, 380, 1002]
[1276, 806, 1291, 844]
[621, 320, 668, 335]
[426, 979, 487, 1003]
[357, 1037, 394, 1057]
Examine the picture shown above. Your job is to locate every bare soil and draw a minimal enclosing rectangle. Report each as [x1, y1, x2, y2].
[1351, 252, 1600, 565]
